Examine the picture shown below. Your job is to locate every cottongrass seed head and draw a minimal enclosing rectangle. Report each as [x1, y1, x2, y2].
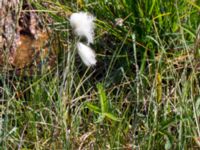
[77, 42, 96, 67]
[70, 12, 95, 44]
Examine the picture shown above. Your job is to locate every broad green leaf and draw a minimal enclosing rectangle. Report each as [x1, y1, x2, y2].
[103, 112, 121, 122]
[97, 83, 108, 113]
[86, 103, 101, 114]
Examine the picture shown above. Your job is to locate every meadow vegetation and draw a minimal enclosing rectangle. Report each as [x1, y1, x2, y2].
[1, 0, 200, 149]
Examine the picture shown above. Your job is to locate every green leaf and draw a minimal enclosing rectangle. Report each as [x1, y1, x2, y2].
[86, 103, 101, 114]
[149, 0, 156, 15]
[97, 83, 108, 113]
[103, 112, 121, 122]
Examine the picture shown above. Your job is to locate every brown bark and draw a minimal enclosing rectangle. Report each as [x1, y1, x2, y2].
[0, 1, 55, 75]
[0, 0, 20, 65]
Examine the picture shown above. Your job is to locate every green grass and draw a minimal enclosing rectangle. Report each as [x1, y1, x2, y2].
[1, 0, 200, 149]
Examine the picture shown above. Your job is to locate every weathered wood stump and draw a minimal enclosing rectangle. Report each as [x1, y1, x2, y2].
[0, 0, 20, 66]
[0, 0, 56, 75]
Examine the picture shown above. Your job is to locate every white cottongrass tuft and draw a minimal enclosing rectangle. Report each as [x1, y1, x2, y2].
[77, 42, 96, 67]
[70, 12, 95, 44]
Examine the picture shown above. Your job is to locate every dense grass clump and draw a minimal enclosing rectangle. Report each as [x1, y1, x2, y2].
[1, 0, 200, 149]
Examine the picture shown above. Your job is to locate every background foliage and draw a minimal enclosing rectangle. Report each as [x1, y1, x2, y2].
[1, 0, 200, 149]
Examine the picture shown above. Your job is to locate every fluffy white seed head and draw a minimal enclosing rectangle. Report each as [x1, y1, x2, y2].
[70, 12, 95, 44]
[77, 42, 97, 67]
